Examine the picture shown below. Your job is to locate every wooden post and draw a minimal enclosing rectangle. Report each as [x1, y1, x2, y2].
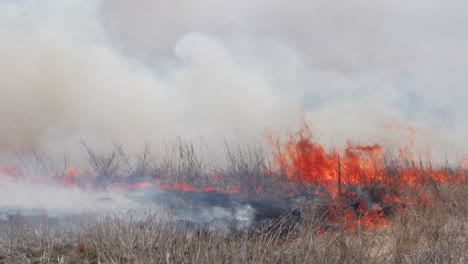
[337, 153, 342, 199]
[336, 153, 344, 219]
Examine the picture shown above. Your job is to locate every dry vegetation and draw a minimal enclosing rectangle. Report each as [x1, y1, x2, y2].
[0, 141, 467, 264]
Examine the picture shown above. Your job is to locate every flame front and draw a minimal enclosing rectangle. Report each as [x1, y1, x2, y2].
[0, 122, 467, 232]
[267, 123, 467, 230]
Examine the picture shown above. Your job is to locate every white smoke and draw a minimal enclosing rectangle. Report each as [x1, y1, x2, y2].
[0, 0, 467, 161]
[0, 176, 139, 212]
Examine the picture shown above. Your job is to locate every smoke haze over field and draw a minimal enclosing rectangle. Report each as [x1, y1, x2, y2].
[0, 177, 139, 212]
[0, 0, 467, 159]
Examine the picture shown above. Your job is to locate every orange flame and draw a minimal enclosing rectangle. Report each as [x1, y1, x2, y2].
[267, 122, 467, 230]
[0, 122, 466, 232]
[157, 183, 240, 194]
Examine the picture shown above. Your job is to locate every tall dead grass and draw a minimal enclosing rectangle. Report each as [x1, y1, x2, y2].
[0, 142, 467, 264]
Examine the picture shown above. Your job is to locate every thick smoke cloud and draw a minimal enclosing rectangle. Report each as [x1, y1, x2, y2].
[1, 0, 467, 159]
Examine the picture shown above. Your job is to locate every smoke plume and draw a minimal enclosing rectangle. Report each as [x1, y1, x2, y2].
[1, 0, 467, 159]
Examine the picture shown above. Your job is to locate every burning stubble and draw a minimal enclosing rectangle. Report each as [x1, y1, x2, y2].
[0, 126, 466, 263]
[0, 1, 468, 262]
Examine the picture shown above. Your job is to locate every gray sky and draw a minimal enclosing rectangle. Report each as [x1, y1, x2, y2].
[1, 0, 467, 160]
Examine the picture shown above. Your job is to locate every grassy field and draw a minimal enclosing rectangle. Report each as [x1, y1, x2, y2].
[0, 138, 467, 263]
[0, 181, 466, 264]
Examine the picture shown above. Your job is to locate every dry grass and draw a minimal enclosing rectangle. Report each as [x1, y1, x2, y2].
[0, 142, 467, 264]
[0, 185, 466, 264]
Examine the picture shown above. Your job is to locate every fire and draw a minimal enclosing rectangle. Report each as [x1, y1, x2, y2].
[157, 183, 240, 193]
[59, 167, 83, 187]
[267, 122, 467, 230]
[108, 182, 154, 190]
[0, 122, 466, 233]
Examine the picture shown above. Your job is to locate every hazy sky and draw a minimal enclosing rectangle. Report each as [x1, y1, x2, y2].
[0, 0, 467, 159]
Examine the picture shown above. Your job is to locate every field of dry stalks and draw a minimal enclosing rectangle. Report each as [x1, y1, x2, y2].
[0, 184, 466, 264]
[0, 140, 467, 264]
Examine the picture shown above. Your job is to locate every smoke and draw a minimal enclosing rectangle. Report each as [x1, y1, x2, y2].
[0, 177, 140, 213]
[1, 0, 467, 160]
[0, 173, 299, 232]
